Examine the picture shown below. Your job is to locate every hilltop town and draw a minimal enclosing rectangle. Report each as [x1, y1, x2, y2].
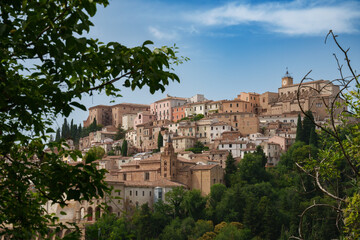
[43, 70, 346, 238]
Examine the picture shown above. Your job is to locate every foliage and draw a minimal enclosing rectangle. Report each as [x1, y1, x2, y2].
[0, 0, 185, 237]
[235, 148, 269, 184]
[165, 186, 186, 218]
[121, 140, 128, 157]
[85, 214, 135, 240]
[84, 146, 105, 163]
[158, 132, 163, 151]
[114, 126, 126, 140]
[185, 141, 209, 154]
[295, 114, 303, 142]
[54, 118, 83, 145]
[179, 114, 205, 122]
[224, 152, 236, 187]
[290, 31, 360, 239]
[182, 189, 207, 221]
[344, 193, 360, 239]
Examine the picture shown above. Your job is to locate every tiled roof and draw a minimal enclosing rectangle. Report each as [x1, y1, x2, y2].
[191, 164, 218, 170]
[124, 179, 186, 187]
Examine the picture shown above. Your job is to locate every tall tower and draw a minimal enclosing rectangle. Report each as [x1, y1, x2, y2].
[160, 136, 177, 180]
[281, 68, 293, 87]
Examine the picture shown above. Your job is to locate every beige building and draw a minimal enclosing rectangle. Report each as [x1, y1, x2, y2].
[260, 72, 343, 121]
[83, 103, 149, 128]
[122, 113, 137, 130]
[212, 112, 259, 136]
[172, 136, 196, 152]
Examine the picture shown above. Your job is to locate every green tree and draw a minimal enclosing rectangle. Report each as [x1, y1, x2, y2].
[115, 126, 126, 140]
[236, 151, 269, 184]
[84, 146, 105, 163]
[165, 186, 186, 218]
[158, 132, 163, 151]
[224, 152, 237, 187]
[0, 0, 184, 237]
[121, 140, 128, 157]
[302, 110, 315, 144]
[209, 184, 227, 209]
[295, 114, 304, 142]
[182, 189, 207, 221]
[309, 126, 318, 147]
[85, 214, 135, 240]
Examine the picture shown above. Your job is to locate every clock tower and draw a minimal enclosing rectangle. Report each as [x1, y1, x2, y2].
[281, 69, 293, 87]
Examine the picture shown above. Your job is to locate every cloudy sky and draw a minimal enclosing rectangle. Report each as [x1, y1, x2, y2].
[62, 0, 360, 126]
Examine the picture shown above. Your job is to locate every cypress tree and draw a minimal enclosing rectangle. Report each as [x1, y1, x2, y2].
[295, 114, 304, 142]
[55, 128, 61, 142]
[121, 140, 128, 156]
[224, 152, 237, 187]
[309, 126, 318, 147]
[302, 110, 315, 144]
[157, 132, 163, 151]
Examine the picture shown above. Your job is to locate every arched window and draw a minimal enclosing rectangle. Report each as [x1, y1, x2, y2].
[80, 207, 85, 220]
[87, 207, 93, 221]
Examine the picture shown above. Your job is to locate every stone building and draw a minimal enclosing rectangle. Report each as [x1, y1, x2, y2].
[260, 71, 343, 121]
[83, 103, 149, 128]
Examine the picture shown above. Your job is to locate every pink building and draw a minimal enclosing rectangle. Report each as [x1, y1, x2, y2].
[268, 135, 295, 151]
[133, 111, 155, 130]
[150, 95, 187, 122]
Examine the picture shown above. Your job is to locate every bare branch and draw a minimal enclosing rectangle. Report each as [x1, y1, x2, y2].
[315, 168, 345, 202]
[327, 30, 359, 85]
[297, 202, 341, 239]
[88, 72, 132, 91]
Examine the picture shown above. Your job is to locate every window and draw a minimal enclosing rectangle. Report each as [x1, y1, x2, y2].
[229, 144, 232, 148]
[144, 172, 150, 181]
[130, 190, 132, 196]
[123, 173, 127, 181]
[143, 191, 145, 196]
[230, 104, 232, 107]
[136, 191, 138, 196]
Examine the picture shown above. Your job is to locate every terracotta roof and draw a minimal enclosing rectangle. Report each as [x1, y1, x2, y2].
[113, 103, 150, 108]
[124, 179, 186, 188]
[88, 105, 112, 110]
[191, 164, 219, 170]
[172, 136, 196, 140]
[177, 157, 197, 163]
[219, 140, 247, 144]
[210, 149, 229, 154]
[211, 121, 230, 126]
[155, 96, 187, 103]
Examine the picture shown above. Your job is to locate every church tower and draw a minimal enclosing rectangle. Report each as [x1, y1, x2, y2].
[281, 68, 293, 87]
[160, 136, 177, 181]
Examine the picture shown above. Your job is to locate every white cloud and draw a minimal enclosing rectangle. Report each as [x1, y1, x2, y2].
[189, 1, 360, 35]
[148, 26, 178, 40]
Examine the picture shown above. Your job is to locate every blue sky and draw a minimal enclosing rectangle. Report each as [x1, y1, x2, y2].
[60, 0, 360, 127]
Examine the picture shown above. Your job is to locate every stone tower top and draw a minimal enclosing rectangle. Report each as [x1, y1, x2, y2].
[282, 68, 293, 87]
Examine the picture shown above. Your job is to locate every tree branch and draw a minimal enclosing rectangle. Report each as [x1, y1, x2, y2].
[88, 72, 131, 91]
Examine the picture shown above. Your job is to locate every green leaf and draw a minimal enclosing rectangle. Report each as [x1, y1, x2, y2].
[70, 102, 87, 111]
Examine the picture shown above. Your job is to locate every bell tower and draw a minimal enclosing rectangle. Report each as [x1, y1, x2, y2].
[281, 68, 293, 87]
[160, 136, 177, 180]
